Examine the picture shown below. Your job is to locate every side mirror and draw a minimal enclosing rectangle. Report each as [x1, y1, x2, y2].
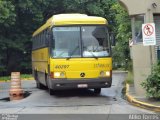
[109, 32, 116, 46]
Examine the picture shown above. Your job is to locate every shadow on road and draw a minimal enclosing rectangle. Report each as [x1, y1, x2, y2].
[0, 91, 31, 102]
[51, 89, 100, 97]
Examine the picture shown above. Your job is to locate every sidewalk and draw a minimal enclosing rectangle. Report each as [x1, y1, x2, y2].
[0, 82, 10, 99]
[126, 84, 160, 112]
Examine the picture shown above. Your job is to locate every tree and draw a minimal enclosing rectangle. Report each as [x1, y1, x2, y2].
[0, 0, 67, 75]
[0, 0, 16, 26]
[0, 0, 16, 75]
[111, 3, 131, 70]
[0, 0, 123, 74]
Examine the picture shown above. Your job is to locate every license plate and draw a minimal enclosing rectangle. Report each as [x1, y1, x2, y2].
[77, 84, 88, 88]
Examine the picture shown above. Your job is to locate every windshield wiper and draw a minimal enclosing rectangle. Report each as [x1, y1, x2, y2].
[88, 51, 98, 59]
[66, 46, 79, 60]
[84, 46, 98, 60]
[56, 51, 67, 58]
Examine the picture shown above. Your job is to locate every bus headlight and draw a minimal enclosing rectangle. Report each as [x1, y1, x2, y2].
[54, 72, 65, 78]
[99, 71, 111, 77]
[105, 71, 110, 77]
[54, 72, 60, 77]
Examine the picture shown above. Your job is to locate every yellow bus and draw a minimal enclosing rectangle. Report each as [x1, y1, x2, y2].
[32, 14, 112, 95]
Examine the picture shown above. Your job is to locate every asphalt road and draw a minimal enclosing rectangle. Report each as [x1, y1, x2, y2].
[0, 72, 156, 120]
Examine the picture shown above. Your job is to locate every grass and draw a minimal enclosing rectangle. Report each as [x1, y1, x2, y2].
[0, 76, 10, 81]
[21, 74, 33, 79]
[0, 74, 33, 82]
[125, 71, 134, 84]
[116, 67, 126, 71]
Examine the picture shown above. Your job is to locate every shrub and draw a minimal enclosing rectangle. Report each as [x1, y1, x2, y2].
[141, 61, 160, 99]
[125, 71, 134, 84]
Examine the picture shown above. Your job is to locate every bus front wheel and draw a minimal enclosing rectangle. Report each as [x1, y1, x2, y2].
[48, 88, 55, 95]
[46, 78, 55, 95]
[94, 88, 101, 94]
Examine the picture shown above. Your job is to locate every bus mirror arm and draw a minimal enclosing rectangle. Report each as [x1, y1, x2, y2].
[109, 32, 116, 46]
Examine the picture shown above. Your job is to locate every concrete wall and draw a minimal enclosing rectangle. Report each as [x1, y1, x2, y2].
[119, 0, 160, 96]
[131, 45, 152, 95]
[119, 0, 160, 15]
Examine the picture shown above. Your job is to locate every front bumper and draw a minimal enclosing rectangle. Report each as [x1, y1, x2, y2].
[49, 77, 112, 90]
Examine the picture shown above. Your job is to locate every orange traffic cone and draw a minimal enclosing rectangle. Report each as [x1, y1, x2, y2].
[9, 72, 24, 101]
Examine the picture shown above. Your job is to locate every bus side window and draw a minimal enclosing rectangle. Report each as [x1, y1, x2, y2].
[44, 30, 48, 46]
[35, 36, 37, 49]
[41, 31, 44, 47]
[39, 35, 41, 48]
[35, 36, 38, 49]
[32, 38, 34, 50]
[37, 35, 39, 48]
[42, 31, 45, 47]
[37, 35, 40, 48]
[40, 34, 43, 47]
[39, 34, 41, 47]
[45, 29, 51, 46]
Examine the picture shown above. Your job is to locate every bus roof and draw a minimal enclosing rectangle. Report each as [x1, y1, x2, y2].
[32, 13, 108, 37]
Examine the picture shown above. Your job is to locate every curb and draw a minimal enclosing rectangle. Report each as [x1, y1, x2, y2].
[0, 80, 10, 83]
[126, 84, 160, 112]
[113, 70, 128, 73]
[21, 78, 34, 81]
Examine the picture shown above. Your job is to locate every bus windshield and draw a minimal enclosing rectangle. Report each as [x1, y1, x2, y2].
[52, 26, 110, 58]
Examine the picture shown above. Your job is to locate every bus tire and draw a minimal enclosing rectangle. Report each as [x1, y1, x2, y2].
[46, 78, 55, 95]
[94, 88, 101, 94]
[48, 88, 55, 95]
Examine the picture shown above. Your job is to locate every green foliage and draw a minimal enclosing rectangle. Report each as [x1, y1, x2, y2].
[0, 0, 16, 26]
[125, 71, 134, 84]
[0, 0, 45, 75]
[0, 0, 118, 75]
[0, 74, 33, 81]
[0, 76, 10, 81]
[141, 61, 160, 99]
[21, 74, 33, 79]
[111, 3, 132, 70]
[0, 0, 131, 75]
